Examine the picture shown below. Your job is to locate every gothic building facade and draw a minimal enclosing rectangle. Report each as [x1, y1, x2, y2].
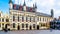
[0, 0, 54, 30]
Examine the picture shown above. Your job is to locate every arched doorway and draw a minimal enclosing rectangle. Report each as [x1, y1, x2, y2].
[13, 23, 15, 28]
[33, 24, 35, 29]
[5, 24, 8, 29]
[22, 24, 24, 30]
[37, 25, 39, 30]
[26, 24, 28, 30]
[29, 25, 32, 30]
[5, 24, 10, 30]
[17, 24, 20, 30]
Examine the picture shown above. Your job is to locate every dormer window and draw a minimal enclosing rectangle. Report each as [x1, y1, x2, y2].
[30, 8, 32, 12]
[13, 4, 16, 10]
[19, 6, 23, 11]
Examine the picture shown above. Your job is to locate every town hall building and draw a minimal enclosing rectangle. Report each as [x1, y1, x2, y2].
[0, 0, 54, 30]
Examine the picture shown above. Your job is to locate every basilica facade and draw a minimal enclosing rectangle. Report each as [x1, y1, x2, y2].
[0, 0, 54, 30]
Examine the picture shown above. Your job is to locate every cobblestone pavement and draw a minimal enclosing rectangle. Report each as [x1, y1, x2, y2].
[0, 30, 60, 34]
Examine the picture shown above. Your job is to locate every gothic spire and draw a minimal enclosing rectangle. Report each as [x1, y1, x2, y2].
[35, 3, 37, 8]
[51, 9, 54, 17]
[33, 4, 35, 8]
[9, 0, 13, 4]
[23, 0, 26, 6]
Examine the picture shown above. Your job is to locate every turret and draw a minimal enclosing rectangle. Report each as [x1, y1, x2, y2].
[51, 9, 54, 17]
[33, 4, 35, 12]
[9, 0, 13, 10]
[35, 3, 37, 9]
[33, 3, 37, 12]
[35, 3, 37, 11]
[23, 0, 26, 11]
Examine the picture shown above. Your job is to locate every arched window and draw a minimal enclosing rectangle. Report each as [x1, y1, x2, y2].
[40, 17, 41, 21]
[37, 25, 39, 30]
[13, 16, 15, 21]
[42, 23, 45, 27]
[2, 18, 4, 22]
[33, 17, 35, 22]
[30, 17, 31, 22]
[6, 19, 9, 22]
[37, 17, 39, 21]
[26, 24, 28, 28]
[43, 18, 44, 21]
[26, 17, 28, 22]
[18, 16, 19, 21]
[33, 24, 35, 28]
[22, 24, 24, 28]
[22, 16, 24, 22]
[2, 23, 4, 26]
[13, 23, 15, 28]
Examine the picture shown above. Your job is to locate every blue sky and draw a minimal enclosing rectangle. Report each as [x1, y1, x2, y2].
[0, 0, 60, 18]
[0, 0, 9, 14]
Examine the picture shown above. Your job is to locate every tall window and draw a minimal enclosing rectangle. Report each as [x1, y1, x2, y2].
[6, 19, 9, 22]
[47, 18, 48, 22]
[22, 16, 24, 22]
[26, 24, 28, 28]
[18, 16, 19, 21]
[30, 17, 31, 22]
[2, 23, 4, 26]
[45, 18, 46, 22]
[13, 23, 15, 28]
[40, 17, 41, 21]
[33, 24, 35, 28]
[31, 17, 33, 22]
[2, 18, 4, 22]
[22, 24, 24, 28]
[33, 17, 35, 22]
[26, 17, 28, 22]
[13, 16, 15, 21]
[41, 23, 45, 27]
[28, 17, 30, 21]
[43, 18, 44, 21]
[37, 17, 39, 21]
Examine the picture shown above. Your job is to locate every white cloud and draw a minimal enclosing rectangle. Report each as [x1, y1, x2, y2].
[53, 9, 60, 18]
[57, 2, 60, 6]
[15, 0, 18, 4]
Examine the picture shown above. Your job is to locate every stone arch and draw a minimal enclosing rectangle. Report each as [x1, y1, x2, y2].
[17, 23, 20, 30]
[33, 24, 35, 29]
[37, 25, 39, 30]
[26, 24, 28, 30]
[29, 25, 32, 30]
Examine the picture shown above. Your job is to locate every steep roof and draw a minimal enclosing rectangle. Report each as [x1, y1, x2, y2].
[35, 12, 51, 17]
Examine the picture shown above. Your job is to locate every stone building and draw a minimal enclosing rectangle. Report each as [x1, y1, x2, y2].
[0, 0, 54, 30]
